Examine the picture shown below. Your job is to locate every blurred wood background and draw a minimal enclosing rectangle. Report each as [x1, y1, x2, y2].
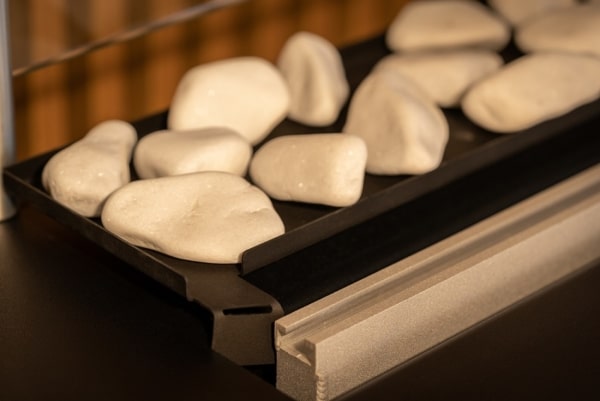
[9, 0, 410, 160]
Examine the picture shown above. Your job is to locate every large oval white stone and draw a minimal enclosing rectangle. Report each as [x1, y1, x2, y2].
[250, 133, 367, 207]
[101, 172, 285, 264]
[462, 52, 600, 133]
[374, 50, 503, 108]
[386, 0, 510, 53]
[168, 57, 290, 145]
[343, 71, 449, 175]
[488, 0, 577, 26]
[277, 31, 350, 126]
[133, 127, 252, 179]
[42, 120, 137, 217]
[515, 4, 600, 58]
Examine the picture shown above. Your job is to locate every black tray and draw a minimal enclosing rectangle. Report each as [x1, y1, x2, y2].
[4, 35, 600, 365]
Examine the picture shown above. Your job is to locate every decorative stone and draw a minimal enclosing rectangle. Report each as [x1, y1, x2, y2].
[277, 31, 350, 126]
[374, 50, 503, 108]
[250, 133, 367, 207]
[101, 172, 285, 264]
[386, 0, 510, 53]
[488, 0, 577, 26]
[343, 71, 449, 176]
[133, 127, 252, 179]
[42, 120, 137, 217]
[515, 4, 600, 58]
[168, 57, 290, 145]
[462, 52, 600, 133]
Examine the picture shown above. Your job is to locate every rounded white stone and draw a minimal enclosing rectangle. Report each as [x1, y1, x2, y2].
[250, 133, 367, 207]
[101, 171, 285, 264]
[343, 71, 449, 176]
[374, 50, 503, 108]
[488, 0, 577, 26]
[462, 52, 600, 133]
[42, 120, 137, 217]
[386, 0, 510, 53]
[515, 4, 600, 58]
[133, 127, 252, 179]
[277, 31, 350, 126]
[168, 57, 290, 145]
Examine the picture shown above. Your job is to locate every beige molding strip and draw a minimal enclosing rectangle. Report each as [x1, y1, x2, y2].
[276, 163, 600, 401]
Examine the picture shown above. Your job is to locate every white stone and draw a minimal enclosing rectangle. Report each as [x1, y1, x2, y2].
[42, 120, 137, 217]
[386, 0, 510, 53]
[133, 127, 252, 179]
[374, 50, 503, 108]
[101, 172, 284, 264]
[462, 52, 600, 133]
[343, 71, 449, 176]
[250, 134, 367, 207]
[277, 31, 350, 126]
[515, 4, 600, 58]
[168, 57, 290, 145]
[488, 0, 577, 26]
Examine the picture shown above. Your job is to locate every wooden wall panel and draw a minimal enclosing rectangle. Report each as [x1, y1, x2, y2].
[10, 0, 410, 160]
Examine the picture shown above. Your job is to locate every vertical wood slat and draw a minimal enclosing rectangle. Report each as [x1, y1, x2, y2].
[11, 0, 408, 161]
[22, 0, 70, 157]
[138, 0, 191, 118]
[84, 0, 128, 125]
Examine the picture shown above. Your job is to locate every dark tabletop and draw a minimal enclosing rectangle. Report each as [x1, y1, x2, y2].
[0, 205, 292, 401]
[2, 201, 600, 401]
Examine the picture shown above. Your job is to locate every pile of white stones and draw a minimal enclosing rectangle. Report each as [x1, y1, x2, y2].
[42, 0, 600, 264]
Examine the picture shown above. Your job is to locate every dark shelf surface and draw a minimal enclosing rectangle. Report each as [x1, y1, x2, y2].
[2, 203, 600, 400]
[0, 205, 291, 401]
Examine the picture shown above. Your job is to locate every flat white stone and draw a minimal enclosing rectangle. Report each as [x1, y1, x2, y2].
[250, 133, 367, 207]
[277, 31, 350, 126]
[168, 56, 290, 145]
[374, 50, 503, 108]
[462, 52, 600, 133]
[386, 0, 510, 53]
[101, 172, 285, 264]
[343, 71, 449, 176]
[488, 0, 577, 26]
[515, 4, 600, 58]
[42, 120, 137, 217]
[133, 127, 252, 179]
